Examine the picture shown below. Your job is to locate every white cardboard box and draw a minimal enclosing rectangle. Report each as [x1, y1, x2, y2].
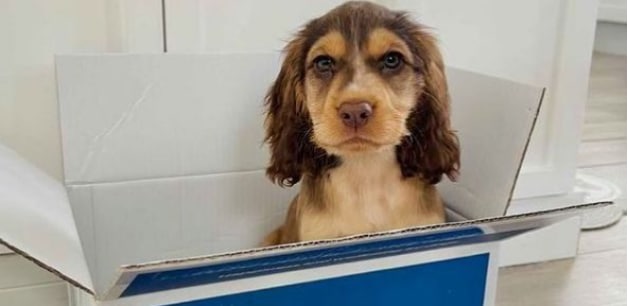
[0, 53, 608, 306]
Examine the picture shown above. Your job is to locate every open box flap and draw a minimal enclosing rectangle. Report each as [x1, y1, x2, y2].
[438, 68, 544, 219]
[56, 53, 280, 185]
[104, 202, 608, 300]
[0, 144, 94, 294]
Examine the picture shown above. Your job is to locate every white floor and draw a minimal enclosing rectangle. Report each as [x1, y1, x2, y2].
[497, 52, 627, 306]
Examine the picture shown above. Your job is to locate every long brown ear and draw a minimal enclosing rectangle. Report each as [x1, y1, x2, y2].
[396, 29, 460, 184]
[264, 36, 337, 187]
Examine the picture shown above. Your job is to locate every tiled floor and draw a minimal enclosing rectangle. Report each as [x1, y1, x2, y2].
[497, 52, 627, 306]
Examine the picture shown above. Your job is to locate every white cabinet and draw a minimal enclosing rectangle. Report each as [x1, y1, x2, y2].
[164, 0, 346, 52]
[0, 0, 110, 180]
[0, 0, 599, 200]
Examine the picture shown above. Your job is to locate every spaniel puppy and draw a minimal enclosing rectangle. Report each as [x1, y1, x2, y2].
[262, 1, 459, 246]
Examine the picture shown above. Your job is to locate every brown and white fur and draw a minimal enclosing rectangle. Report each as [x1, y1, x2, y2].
[262, 1, 460, 246]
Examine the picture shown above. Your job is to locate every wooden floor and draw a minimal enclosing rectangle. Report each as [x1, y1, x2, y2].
[496, 52, 627, 306]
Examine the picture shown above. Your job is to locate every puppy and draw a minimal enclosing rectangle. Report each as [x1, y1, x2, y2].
[262, 1, 459, 246]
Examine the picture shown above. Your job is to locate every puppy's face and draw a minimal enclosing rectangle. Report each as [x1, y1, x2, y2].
[265, 1, 459, 186]
[305, 28, 420, 154]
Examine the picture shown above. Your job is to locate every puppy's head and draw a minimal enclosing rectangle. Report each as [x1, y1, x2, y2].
[265, 1, 459, 187]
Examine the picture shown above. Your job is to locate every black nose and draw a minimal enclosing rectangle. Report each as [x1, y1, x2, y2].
[338, 102, 373, 129]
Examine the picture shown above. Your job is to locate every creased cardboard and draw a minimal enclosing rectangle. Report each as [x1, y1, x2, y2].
[0, 144, 94, 293]
[0, 53, 607, 305]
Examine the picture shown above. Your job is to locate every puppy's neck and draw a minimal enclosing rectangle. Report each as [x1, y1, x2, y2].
[322, 146, 407, 209]
[336, 147, 399, 177]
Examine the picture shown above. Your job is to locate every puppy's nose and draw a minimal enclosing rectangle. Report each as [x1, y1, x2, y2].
[338, 102, 373, 129]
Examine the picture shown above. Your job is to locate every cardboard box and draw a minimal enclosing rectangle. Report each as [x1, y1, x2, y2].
[0, 53, 608, 306]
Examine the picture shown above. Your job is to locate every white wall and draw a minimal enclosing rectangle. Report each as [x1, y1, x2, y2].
[0, 0, 110, 180]
[165, 0, 347, 52]
[0, 0, 112, 304]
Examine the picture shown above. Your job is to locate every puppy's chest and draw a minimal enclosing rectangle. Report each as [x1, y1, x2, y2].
[323, 161, 420, 231]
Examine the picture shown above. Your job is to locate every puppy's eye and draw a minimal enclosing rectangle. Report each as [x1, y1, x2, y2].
[381, 52, 403, 71]
[313, 55, 335, 74]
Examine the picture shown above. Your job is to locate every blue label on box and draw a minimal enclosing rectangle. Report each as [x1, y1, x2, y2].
[120, 226, 526, 298]
[168, 253, 490, 306]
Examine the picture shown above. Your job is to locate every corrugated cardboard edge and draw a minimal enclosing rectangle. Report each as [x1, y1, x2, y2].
[503, 88, 546, 214]
[99, 201, 608, 300]
[119, 201, 610, 273]
[0, 238, 94, 295]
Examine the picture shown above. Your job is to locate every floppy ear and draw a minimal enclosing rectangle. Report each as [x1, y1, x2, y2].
[396, 30, 460, 184]
[264, 36, 337, 187]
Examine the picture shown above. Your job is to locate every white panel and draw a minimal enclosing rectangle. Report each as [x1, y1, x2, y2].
[0, 0, 110, 180]
[513, 0, 599, 198]
[105, 0, 164, 52]
[0, 144, 93, 292]
[56, 54, 280, 184]
[67, 171, 297, 295]
[408, 0, 563, 87]
[165, 0, 347, 52]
